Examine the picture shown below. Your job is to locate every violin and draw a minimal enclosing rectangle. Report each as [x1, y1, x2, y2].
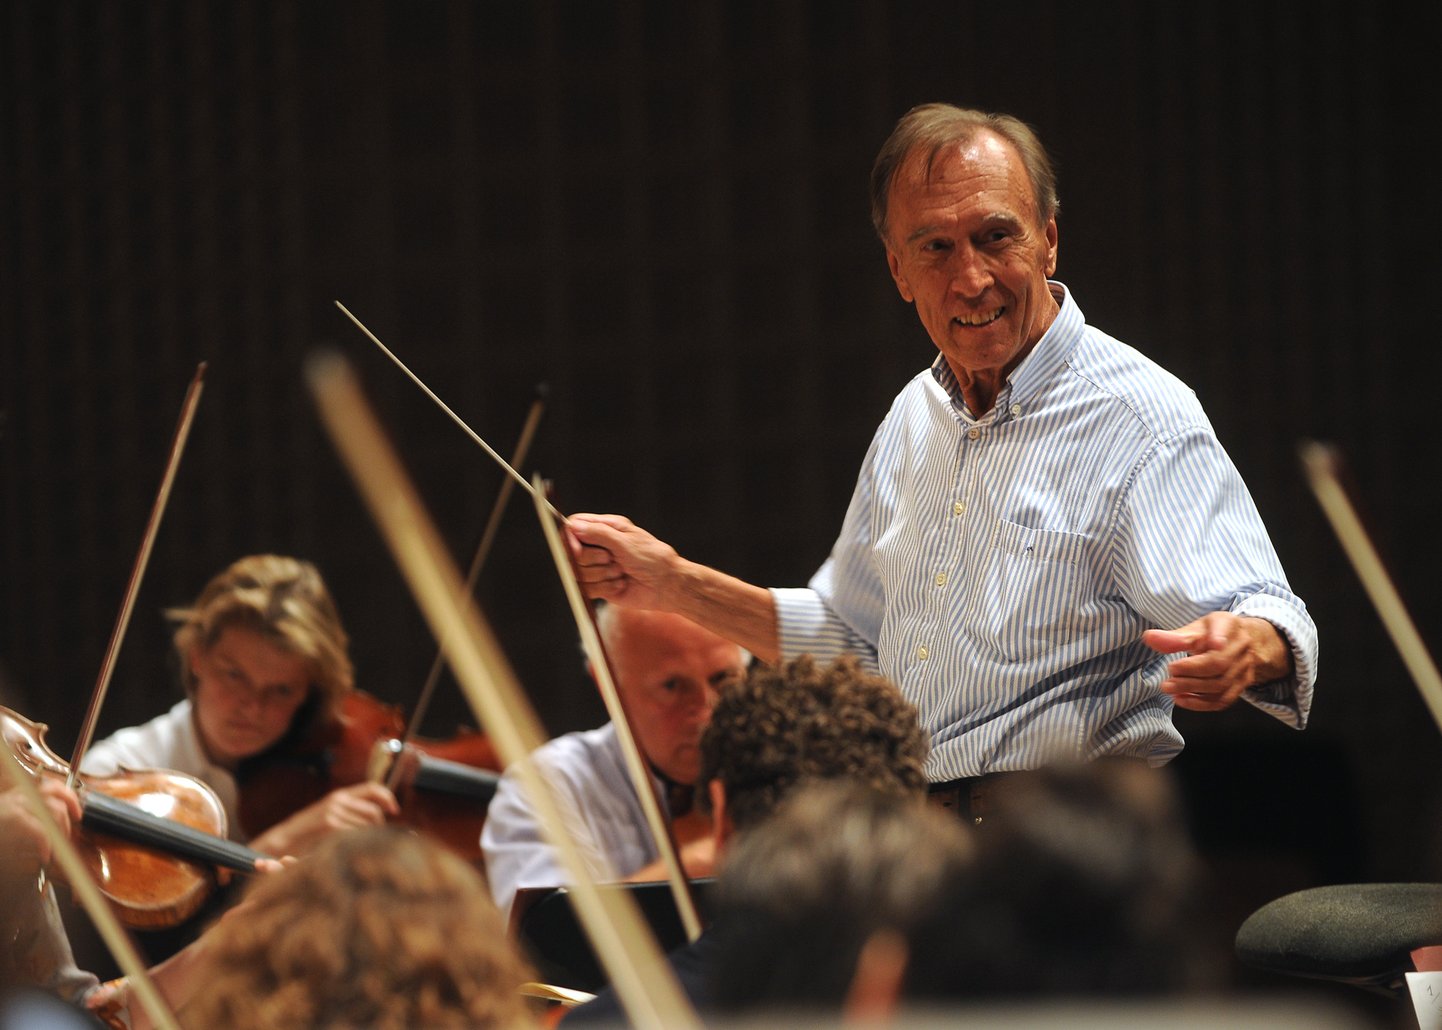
[235, 689, 503, 861]
[2, 704, 267, 930]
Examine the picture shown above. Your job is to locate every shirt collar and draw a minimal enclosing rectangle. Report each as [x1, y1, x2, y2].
[928, 281, 1083, 421]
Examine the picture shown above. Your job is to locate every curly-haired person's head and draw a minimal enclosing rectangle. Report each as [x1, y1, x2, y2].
[181, 826, 535, 1029]
[698, 654, 929, 833]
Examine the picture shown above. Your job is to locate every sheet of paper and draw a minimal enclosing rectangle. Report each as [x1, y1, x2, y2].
[1407, 971, 1442, 1030]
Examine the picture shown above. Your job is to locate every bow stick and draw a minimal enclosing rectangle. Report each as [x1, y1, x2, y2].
[68, 363, 206, 786]
[386, 385, 548, 785]
[332, 301, 565, 523]
[531, 474, 704, 942]
[1299, 440, 1442, 734]
[0, 746, 181, 1030]
[306, 353, 701, 1030]
[330, 304, 701, 935]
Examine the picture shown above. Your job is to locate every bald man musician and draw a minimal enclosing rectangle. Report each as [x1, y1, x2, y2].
[564, 652, 936, 1024]
[480, 604, 746, 918]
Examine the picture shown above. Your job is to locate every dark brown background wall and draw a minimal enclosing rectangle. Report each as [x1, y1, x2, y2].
[3, 0, 1439, 932]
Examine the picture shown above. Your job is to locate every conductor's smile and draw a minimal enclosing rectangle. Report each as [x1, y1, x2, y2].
[955, 308, 1005, 327]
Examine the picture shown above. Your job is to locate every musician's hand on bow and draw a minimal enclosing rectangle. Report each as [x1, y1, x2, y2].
[622, 833, 719, 886]
[1143, 612, 1293, 712]
[566, 514, 682, 611]
[251, 782, 399, 858]
[0, 778, 82, 874]
[253, 854, 298, 875]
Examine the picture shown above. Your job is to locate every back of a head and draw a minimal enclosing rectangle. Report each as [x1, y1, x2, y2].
[709, 780, 973, 1016]
[182, 826, 535, 1028]
[903, 760, 1219, 1004]
[698, 654, 929, 834]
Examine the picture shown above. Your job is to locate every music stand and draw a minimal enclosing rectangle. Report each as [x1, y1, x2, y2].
[512, 879, 715, 993]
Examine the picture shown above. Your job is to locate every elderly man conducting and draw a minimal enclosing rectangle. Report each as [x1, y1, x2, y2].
[481, 604, 745, 918]
[567, 103, 1317, 793]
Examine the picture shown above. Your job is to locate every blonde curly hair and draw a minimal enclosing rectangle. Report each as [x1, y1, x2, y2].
[182, 826, 535, 1028]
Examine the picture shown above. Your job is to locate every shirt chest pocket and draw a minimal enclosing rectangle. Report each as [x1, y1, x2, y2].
[970, 519, 1093, 663]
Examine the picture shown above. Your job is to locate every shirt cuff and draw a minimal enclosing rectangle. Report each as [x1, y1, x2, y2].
[1235, 596, 1318, 730]
[770, 587, 882, 674]
[771, 587, 834, 660]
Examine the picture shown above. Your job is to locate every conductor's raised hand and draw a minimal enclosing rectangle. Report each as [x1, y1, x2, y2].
[1142, 612, 1293, 712]
[565, 514, 682, 611]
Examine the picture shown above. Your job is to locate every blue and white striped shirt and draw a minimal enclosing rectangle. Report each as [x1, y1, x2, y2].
[774, 283, 1317, 782]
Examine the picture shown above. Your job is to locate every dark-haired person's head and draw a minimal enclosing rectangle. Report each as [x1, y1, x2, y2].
[708, 780, 972, 1017]
[692, 657, 945, 1018]
[698, 653, 929, 840]
[903, 759, 1221, 1003]
[559, 656, 935, 1026]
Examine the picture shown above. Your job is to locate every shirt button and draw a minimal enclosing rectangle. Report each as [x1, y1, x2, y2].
[1010, 403, 1022, 417]
[935, 572, 947, 587]
[967, 428, 981, 440]
[953, 501, 966, 516]
[917, 645, 930, 661]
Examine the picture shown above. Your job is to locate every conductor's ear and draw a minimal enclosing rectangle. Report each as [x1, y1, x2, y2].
[886, 248, 915, 303]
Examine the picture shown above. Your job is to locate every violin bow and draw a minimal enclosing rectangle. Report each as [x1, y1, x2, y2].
[387, 384, 548, 790]
[331, 303, 703, 936]
[333, 301, 565, 523]
[68, 363, 207, 786]
[1299, 440, 1442, 733]
[0, 746, 181, 1030]
[307, 353, 701, 1030]
[531, 474, 704, 943]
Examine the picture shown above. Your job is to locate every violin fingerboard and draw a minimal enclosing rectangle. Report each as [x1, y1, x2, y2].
[82, 792, 268, 872]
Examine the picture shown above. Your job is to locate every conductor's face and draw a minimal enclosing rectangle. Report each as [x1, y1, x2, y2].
[883, 130, 1059, 410]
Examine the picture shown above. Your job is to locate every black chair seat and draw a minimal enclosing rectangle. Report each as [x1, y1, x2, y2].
[1235, 883, 1442, 996]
